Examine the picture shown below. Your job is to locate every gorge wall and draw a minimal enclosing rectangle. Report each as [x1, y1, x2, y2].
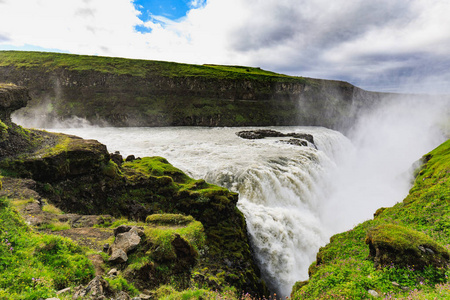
[0, 51, 387, 131]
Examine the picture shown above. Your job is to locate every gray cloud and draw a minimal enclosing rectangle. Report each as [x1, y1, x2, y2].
[0, 33, 10, 43]
[223, 0, 450, 93]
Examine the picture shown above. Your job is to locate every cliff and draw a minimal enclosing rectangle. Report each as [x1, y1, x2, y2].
[0, 51, 386, 131]
[291, 139, 450, 299]
[0, 84, 268, 299]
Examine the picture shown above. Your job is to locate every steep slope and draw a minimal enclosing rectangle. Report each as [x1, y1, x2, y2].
[0, 51, 385, 131]
[292, 139, 450, 299]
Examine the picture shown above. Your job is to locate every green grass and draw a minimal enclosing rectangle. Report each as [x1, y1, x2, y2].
[0, 51, 305, 82]
[0, 197, 94, 299]
[292, 139, 450, 299]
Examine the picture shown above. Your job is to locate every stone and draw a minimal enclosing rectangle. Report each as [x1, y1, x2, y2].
[103, 243, 110, 253]
[107, 268, 118, 277]
[56, 287, 71, 295]
[392, 282, 400, 287]
[368, 290, 379, 297]
[109, 248, 128, 263]
[114, 225, 133, 236]
[115, 291, 131, 300]
[125, 155, 136, 162]
[110, 152, 123, 166]
[72, 275, 110, 299]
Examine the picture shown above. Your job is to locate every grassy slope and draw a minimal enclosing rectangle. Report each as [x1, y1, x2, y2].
[0, 51, 304, 82]
[292, 139, 450, 299]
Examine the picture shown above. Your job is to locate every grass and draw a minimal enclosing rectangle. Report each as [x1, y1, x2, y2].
[0, 197, 94, 299]
[292, 139, 450, 299]
[0, 51, 306, 83]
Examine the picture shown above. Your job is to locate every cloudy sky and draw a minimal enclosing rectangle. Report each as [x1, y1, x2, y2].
[1, 0, 450, 94]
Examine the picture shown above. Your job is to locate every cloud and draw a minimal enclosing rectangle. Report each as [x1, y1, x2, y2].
[1, 0, 450, 93]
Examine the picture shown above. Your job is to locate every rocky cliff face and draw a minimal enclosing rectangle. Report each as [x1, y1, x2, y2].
[0, 51, 386, 132]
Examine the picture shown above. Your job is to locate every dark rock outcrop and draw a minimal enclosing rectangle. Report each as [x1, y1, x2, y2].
[237, 129, 316, 148]
[0, 83, 30, 124]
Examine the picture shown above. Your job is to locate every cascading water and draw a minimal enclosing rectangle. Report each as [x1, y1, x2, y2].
[15, 97, 447, 298]
[33, 126, 352, 297]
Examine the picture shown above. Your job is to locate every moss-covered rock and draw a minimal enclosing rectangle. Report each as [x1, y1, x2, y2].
[366, 224, 450, 269]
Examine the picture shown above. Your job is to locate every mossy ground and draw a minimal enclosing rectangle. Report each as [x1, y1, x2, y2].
[292, 139, 450, 299]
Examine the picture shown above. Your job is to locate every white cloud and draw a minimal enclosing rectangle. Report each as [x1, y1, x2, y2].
[1, 0, 450, 93]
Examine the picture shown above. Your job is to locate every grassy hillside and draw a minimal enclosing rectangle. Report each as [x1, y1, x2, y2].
[292, 139, 450, 299]
[0, 51, 303, 82]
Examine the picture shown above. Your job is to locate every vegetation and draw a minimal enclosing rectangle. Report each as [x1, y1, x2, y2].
[0, 197, 94, 299]
[0, 51, 303, 82]
[292, 139, 450, 299]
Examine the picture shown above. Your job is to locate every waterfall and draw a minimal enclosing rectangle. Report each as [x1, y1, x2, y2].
[39, 126, 351, 297]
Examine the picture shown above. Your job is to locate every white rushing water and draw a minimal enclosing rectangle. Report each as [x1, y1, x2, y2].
[16, 97, 447, 297]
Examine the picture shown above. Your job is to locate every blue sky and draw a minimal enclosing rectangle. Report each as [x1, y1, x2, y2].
[134, 0, 192, 22]
[1, 0, 450, 94]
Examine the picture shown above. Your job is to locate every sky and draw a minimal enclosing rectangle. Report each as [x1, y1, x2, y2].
[1, 0, 450, 94]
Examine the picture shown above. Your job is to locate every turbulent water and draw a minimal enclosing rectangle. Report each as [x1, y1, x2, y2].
[15, 97, 448, 297]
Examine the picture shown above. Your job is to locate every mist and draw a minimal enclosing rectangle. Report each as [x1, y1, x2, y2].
[321, 94, 449, 234]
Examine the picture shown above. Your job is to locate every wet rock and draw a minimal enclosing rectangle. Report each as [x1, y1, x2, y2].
[236, 129, 316, 147]
[236, 129, 286, 139]
[281, 139, 308, 147]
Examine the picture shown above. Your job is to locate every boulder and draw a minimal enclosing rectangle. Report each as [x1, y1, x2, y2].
[108, 226, 143, 264]
[108, 248, 128, 263]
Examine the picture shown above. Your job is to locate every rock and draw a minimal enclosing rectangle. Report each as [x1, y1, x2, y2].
[115, 291, 131, 300]
[72, 275, 111, 299]
[236, 129, 286, 139]
[103, 243, 110, 253]
[56, 287, 71, 295]
[114, 225, 134, 236]
[110, 152, 123, 167]
[368, 290, 379, 297]
[236, 129, 316, 148]
[45, 298, 60, 300]
[392, 281, 400, 287]
[281, 139, 308, 147]
[113, 230, 141, 253]
[107, 268, 118, 277]
[138, 294, 151, 300]
[125, 155, 136, 162]
[0, 84, 30, 124]
[108, 248, 128, 263]
[108, 227, 142, 264]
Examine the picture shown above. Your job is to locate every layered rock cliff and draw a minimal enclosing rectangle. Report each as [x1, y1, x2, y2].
[0, 51, 386, 131]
